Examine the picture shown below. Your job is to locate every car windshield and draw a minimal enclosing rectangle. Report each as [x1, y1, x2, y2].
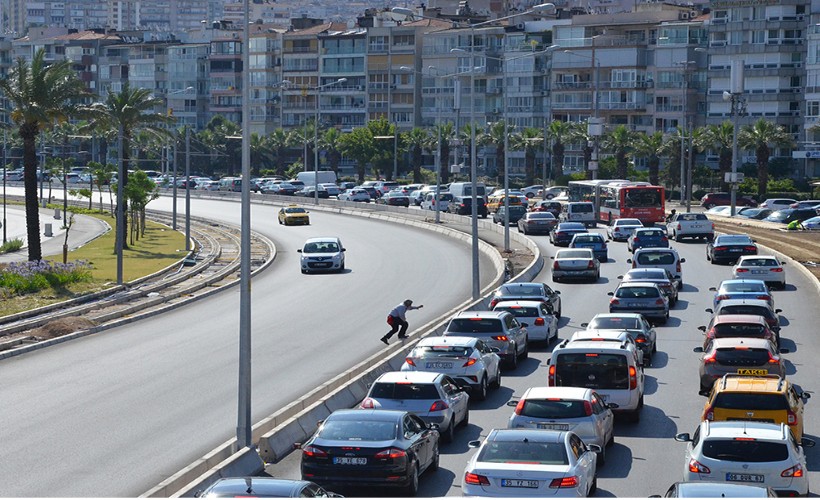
[636, 252, 676, 265]
[369, 382, 440, 400]
[304, 242, 339, 253]
[616, 286, 660, 298]
[701, 439, 789, 463]
[499, 285, 543, 297]
[447, 318, 503, 334]
[572, 204, 593, 213]
[765, 211, 789, 221]
[589, 317, 641, 330]
[623, 189, 662, 208]
[414, 346, 472, 358]
[559, 250, 593, 259]
[554, 353, 630, 390]
[740, 258, 780, 267]
[723, 282, 767, 293]
[477, 441, 568, 465]
[317, 419, 397, 441]
[714, 348, 771, 366]
[285, 208, 306, 214]
[713, 324, 766, 337]
[495, 306, 540, 318]
[518, 399, 588, 419]
[713, 392, 790, 410]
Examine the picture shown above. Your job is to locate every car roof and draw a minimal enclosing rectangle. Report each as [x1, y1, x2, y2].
[709, 337, 774, 349]
[702, 421, 788, 440]
[717, 299, 772, 307]
[711, 314, 768, 325]
[571, 329, 631, 341]
[634, 227, 664, 232]
[673, 482, 774, 497]
[617, 282, 661, 289]
[499, 282, 543, 292]
[493, 300, 549, 309]
[453, 310, 508, 319]
[633, 247, 678, 254]
[737, 255, 779, 261]
[521, 386, 592, 400]
[487, 428, 566, 443]
[375, 371, 443, 384]
[615, 218, 642, 225]
[202, 477, 315, 497]
[591, 312, 645, 320]
[718, 279, 768, 287]
[557, 248, 594, 256]
[554, 340, 632, 353]
[304, 237, 340, 244]
[330, 409, 406, 421]
[717, 375, 788, 393]
[416, 336, 478, 347]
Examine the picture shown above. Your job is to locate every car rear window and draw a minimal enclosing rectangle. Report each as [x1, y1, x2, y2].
[713, 324, 766, 337]
[529, 213, 555, 219]
[628, 269, 667, 280]
[719, 235, 754, 244]
[495, 306, 540, 318]
[318, 419, 398, 441]
[554, 353, 630, 390]
[713, 393, 790, 411]
[680, 213, 708, 221]
[637, 229, 665, 237]
[740, 258, 779, 267]
[701, 439, 789, 462]
[414, 346, 472, 358]
[574, 235, 600, 243]
[447, 318, 504, 334]
[615, 286, 660, 298]
[370, 382, 440, 400]
[714, 348, 771, 366]
[477, 441, 568, 465]
[570, 203, 593, 213]
[636, 252, 676, 265]
[499, 285, 543, 297]
[519, 399, 588, 419]
[589, 317, 640, 329]
[720, 306, 773, 320]
[559, 250, 593, 259]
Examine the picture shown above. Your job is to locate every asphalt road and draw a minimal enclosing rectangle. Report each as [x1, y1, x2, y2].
[266, 224, 820, 497]
[0, 196, 496, 497]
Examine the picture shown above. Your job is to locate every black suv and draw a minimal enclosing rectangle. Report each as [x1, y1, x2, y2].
[449, 196, 488, 218]
[493, 204, 527, 225]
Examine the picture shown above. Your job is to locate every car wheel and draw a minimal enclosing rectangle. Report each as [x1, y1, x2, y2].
[556, 306, 562, 319]
[552, 275, 559, 283]
[677, 280, 683, 291]
[521, 337, 529, 359]
[339, 262, 345, 272]
[596, 444, 606, 466]
[589, 475, 598, 496]
[606, 432, 615, 447]
[405, 463, 419, 496]
[460, 407, 470, 427]
[278, 218, 282, 225]
[476, 376, 489, 400]
[430, 443, 440, 471]
[442, 419, 456, 443]
[507, 348, 519, 370]
[652, 342, 658, 354]
[490, 370, 501, 389]
[674, 232, 681, 242]
[546, 193, 555, 199]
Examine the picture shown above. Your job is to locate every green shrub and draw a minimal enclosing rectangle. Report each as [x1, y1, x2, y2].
[0, 238, 24, 253]
[0, 259, 93, 296]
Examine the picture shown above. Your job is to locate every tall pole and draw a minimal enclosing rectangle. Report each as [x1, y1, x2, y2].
[729, 59, 744, 217]
[116, 124, 124, 285]
[2, 128, 6, 244]
[686, 123, 694, 213]
[237, 0, 252, 450]
[502, 57, 510, 253]
[314, 84, 319, 205]
[172, 140, 178, 230]
[435, 76, 442, 224]
[185, 126, 191, 251]
[591, 51, 600, 181]
[470, 27, 479, 300]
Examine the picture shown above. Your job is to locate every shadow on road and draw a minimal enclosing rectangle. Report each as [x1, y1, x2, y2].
[596, 442, 633, 480]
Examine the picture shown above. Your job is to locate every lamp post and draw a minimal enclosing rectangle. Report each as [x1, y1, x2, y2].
[724, 59, 746, 217]
[676, 61, 695, 207]
[313, 77, 347, 205]
[2, 128, 6, 244]
[166, 86, 194, 230]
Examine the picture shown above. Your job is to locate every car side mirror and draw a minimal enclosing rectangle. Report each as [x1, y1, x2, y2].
[587, 444, 602, 454]
[607, 291, 614, 296]
[297, 249, 303, 253]
[775, 309, 782, 314]
[698, 326, 707, 332]
[520, 323, 529, 328]
[709, 287, 717, 291]
[617, 275, 624, 279]
[550, 256, 555, 259]
[693, 347, 704, 353]
[294, 442, 303, 449]
[705, 308, 714, 314]
[342, 248, 347, 252]
[698, 389, 711, 397]
[428, 423, 440, 430]
[606, 403, 619, 409]
[626, 258, 633, 264]
[779, 348, 790, 354]
[468, 440, 482, 448]
[680, 258, 686, 263]
[506, 400, 519, 407]
[491, 347, 501, 353]
[674, 433, 692, 442]
[782, 262, 787, 265]
[580, 323, 589, 328]
[554, 290, 561, 294]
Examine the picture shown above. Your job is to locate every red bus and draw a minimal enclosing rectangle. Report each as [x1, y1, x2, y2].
[568, 180, 665, 225]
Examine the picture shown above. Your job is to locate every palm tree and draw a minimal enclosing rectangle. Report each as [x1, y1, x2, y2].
[319, 127, 344, 176]
[457, 123, 477, 177]
[0, 48, 88, 261]
[546, 120, 575, 181]
[477, 121, 509, 181]
[267, 128, 294, 176]
[699, 121, 734, 192]
[738, 119, 794, 199]
[633, 131, 665, 185]
[660, 129, 684, 193]
[435, 122, 456, 184]
[85, 81, 174, 249]
[510, 127, 542, 185]
[249, 133, 273, 176]
[403, 127, 429, 183]
[339, 127, 375, 183]
[569, 122, 594, 179]
[602, 125, 637, 179]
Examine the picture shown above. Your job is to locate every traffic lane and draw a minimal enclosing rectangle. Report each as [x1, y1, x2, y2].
[0, 199, 494, 497]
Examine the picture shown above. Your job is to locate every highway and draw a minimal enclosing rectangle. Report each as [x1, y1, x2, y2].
[266, 223, 820, 497]
[0, 195, 496, 497]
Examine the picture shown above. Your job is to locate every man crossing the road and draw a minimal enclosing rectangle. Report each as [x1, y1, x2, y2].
[381, 299, 423, 344]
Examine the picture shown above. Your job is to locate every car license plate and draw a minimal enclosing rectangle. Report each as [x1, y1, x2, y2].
[691, 224, 702, 229]
[502, 479, 539, 488]
[425, 362, 453, 369]
[726, 473, 764, 483]
[751, 270, 765, 274]
[730, 248, 742, 252]
[333, 457, 367, 465]
[737, 369, 768, 375]
[627, 302, 641, 307]
[537, 423, 569, 430]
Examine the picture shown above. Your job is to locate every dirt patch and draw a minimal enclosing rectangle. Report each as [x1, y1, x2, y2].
[28, 317, 97, 340]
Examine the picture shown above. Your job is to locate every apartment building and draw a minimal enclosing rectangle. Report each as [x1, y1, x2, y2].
[317, 26, 368, 132]
[248, 26, 287, 136]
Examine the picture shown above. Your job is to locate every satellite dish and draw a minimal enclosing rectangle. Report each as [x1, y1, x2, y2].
[722, 90, 731, 101]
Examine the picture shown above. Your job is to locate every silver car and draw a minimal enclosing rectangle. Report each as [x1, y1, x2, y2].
[551, 248, 600, 283]
[492, 300, 558, 344]
[401, 336, 502, 401]
[506, 386, 615, 465]
[608, 282, 669, 324]
[443, 310, 529, 370]
[358, 371, 469, 442]
[607, 218, 644, 241]
[733, 255, 787, 289]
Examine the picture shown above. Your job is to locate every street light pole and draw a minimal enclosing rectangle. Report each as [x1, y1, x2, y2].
[725, 59, 745, 217]
[2, 128, 6, 244]
[116, 124, 124, 285]
[313, 78, 346, 205]
[185, 126, 191, 251]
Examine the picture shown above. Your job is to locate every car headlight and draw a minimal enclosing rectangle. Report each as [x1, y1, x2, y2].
[332, 254, 342, 260]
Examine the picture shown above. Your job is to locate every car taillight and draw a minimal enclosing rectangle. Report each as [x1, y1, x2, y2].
[465, 472, 491, 485]
[714, 246, 727, 251]
[736, 268, 749, 273]
[787, 410, 798, 425]
[534, 318, 545, 326]
[549, 476, 579, 489]
[553, 261, 560, 270]
[771, 267, 783, 273]
[631, 260, 636, 268]
[715, 294, 730, 302]
[711, 222, 715, 230]
[556, 231, 564, 237]
[375, 448, 407, 459]
[655, 298, 665, 305]
[583, 400, 593, 416]
[492, 335, 509, 341]
[756, 295, 771, 301]
[781, 464, 804, 478]
[405, 358, 416, 367]
[303, 445, 328, 458]
[745, 246, 757, 252]
[514, 399, 526, 415]
[677, 223, 682, 230]
[587, 260, 595, 269]
[632, 237, 639, 242]
[703, 352, 717, 364]
[548, 365, 556, 386]
[490, 299, 499, 308]
[463, 357, 478, 367]
[609, 298, 620, 305]
[662, 236, 668, 242]
[635, 335, 646, 343]
[360, 397, 376, 409]
[704, 404, 714, 420]
[676, 261, 682, 273]
[429, 400, 450, 412]
[629, 366, 638, 390]
[768, 353, 780, 364]
[688, 459, 711, 474]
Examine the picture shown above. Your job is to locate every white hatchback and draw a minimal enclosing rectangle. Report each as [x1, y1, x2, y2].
[492, 300, 558, 344]
[675, 421, 814, 496]
[607, 218, 644, 241]
[733, 255, 787, 289]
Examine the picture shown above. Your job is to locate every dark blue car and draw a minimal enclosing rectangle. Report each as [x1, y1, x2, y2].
[549, 222, 588, 247]
[569, 232, 608, 261]
[627, 227, 669, 253]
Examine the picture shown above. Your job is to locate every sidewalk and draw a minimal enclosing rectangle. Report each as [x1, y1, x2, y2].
[0, 206, 110, 264]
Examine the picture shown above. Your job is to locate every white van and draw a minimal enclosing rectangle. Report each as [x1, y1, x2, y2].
[421, 191, 453, 211]
[547, 339, 645, 422]
[560, 202, 597, 228]
[448, 182, 486, 200]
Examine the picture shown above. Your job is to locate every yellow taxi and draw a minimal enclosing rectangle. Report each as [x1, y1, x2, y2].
[701, 374, 810, 439]
[487, 195, 523, 213]
[277, 204, 310, 226]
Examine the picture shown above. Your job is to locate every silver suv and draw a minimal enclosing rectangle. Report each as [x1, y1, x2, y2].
[443, 310, 529, 369]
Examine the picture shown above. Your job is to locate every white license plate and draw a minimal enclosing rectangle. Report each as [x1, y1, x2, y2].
[751, 270, 766, 274]
[690, 224, 703, 229]
[502, 479, 539, 488]
[730, 248, 742, 252]
[726, 473, 764, 483]
[537, 423, 569, 430]
[425, 362, 453, 369]
[627, 302, 642, 307]
[333, 457, 367, 465]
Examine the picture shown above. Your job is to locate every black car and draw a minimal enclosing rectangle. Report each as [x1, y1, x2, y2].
[448, 196, 488, 218]
[492, 204, 527, 225]
[706, 234, 758, 264]
[517, 212, 558, 235]
[549, 222, 588, 246]
[300, 409, 439, 496]
[196, 477, 342, 498]
[379, 192, 410, 207]
[735, 207, 772, 220]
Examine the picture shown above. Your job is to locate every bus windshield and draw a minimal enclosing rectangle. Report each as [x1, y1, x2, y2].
[623, 189, 662, 208]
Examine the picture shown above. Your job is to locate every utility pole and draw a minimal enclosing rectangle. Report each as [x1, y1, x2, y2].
[725, 59, 745, 217]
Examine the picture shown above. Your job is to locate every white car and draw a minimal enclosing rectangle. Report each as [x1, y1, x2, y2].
[759, 198, 798, 211]
[551, 248, 600, 283]
[297, 237, 345, 274]
[802, 215, 820, 229]
[421, 191, 453, 211]
[492, 300, 558, 344]
[506, 387, 615, 464]
[732, 255, 786, 289]
[337, 188, 371, 202]
[568, 328, 645, 366]
[674, 421, 814, 496]
[628, 247, 685, 290]
[401, 336, 502, 401]
[538, 186, 569, 199]
[462, 428, 600, 497]
[607, 218, 644, 241]
[319, 183, 340, 197]
[521, 185, 544, 198]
